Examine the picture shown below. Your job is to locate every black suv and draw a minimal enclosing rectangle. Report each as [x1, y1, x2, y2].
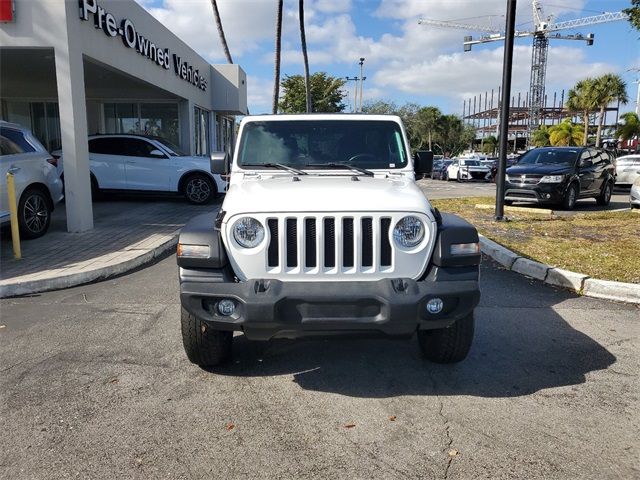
[505, 147, 615, 210]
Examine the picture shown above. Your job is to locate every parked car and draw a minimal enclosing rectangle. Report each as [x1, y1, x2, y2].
[55, 134, 226, 204]
[490, 157, 519, 181]
[0, 121, 64, 239]
[614, 154, 640, 186]
[446, 159, 491, 182]
[631, 176, 640, 209]
[505, 147, 615, 210]
[431, 159, 452, 180]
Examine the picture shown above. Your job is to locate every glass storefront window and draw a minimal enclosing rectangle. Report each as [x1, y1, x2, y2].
[104, 103, 179, 145]
[194, 106, 210, 156]
[30, 102, 61, 151]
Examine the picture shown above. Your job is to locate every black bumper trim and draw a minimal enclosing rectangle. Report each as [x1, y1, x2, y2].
[180, 276, 480, 341]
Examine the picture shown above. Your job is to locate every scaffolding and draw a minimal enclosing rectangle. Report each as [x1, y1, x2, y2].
[463, 88, 621, 149]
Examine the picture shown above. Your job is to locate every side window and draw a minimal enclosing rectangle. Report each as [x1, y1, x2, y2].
[120, 139, 158, 157]
[89, 138, 117, 154]
[0, 127, 36, 154]
[580, 150, 593, 165]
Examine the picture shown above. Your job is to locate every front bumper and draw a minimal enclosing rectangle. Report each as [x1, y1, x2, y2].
[180, 268, 480, 341]
[505, 181, 566, 204]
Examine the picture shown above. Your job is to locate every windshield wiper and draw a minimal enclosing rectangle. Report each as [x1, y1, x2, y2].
[242, 163, 307, 175]
[305, 163, 374, 177]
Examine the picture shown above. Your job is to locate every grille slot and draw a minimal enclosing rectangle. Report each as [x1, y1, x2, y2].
[361, 218, 373, 267]
[305, 218, 317, 268]
[286, 219, 297, 268]
[380, 218, 392, 267]
[342, 218, 354, 268]
[267, 219, 279, 267]
[324, 218, 336, 268]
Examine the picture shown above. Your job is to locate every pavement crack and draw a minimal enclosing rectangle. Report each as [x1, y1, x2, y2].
[427, 369, 456, 480]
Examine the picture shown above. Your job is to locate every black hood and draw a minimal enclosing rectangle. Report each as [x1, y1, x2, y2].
[507, 163, 574, 175]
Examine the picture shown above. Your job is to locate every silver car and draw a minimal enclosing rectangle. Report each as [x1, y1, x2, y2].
[631, 176, 640, 209]
[0, 121, 64, 239]
[615, 154, 640, 186]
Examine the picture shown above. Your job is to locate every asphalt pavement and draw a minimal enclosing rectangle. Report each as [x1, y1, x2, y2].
[1, 254, 638, 479]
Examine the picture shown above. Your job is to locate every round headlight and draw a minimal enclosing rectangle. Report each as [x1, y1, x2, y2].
[393, 216, 425, 248]
[232, 217, 265, 248]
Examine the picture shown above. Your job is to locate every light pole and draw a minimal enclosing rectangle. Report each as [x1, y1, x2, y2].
[358, 57, 366, 112]
[495, 0, 516, 222]
[345, 76, 359, 113]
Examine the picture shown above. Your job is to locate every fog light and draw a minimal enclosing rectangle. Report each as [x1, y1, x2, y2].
[426, 298, 444, 314]
[544, 193, 551, 199]
[217, 299, 235, 316]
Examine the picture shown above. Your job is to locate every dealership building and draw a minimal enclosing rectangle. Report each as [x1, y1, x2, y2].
[0, 0, 247, 232]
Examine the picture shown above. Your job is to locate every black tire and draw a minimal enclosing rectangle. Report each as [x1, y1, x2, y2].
[418, 312, 474, 364]
[561, 182, 578, 210]
[183, 174, 216, 205]
[456, 171, 462, 183]
[17, 187, 52, 239]
[596, 180, 613, 206]
[445, 171, 451, 182]
[90, 175, 103, 201]
[181, 307, 232, 367]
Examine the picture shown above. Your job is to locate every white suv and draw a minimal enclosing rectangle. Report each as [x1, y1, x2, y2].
[56, 134, 226, 204]
[176, 114, 482, 367]
[0, 121, 64, 239]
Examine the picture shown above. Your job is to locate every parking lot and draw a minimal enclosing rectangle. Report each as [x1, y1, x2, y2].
[417, 178, 632, 211]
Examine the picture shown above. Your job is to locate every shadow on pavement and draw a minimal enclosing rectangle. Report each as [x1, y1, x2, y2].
[213, 263, 617, 398]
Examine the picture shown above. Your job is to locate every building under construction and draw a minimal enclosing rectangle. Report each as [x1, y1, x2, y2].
[463, 88, 621, 151]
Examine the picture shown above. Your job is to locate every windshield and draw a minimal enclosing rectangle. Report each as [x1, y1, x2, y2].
[460, 160, 480, 166]
[517, 148, 579, 166]
[237, 120, 408, 170]
[152, 137, 188, 156]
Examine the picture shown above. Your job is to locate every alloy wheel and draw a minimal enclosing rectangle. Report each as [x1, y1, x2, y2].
[22, 193, 49, 235]
[186, 177, 211, 203]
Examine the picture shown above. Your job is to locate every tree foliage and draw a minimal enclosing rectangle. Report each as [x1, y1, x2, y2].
[566, 78, 598, 145]
[278, 73, 346, 113]
[362, 100, 474, 156]
[616, 112, 640, 141]
[592, 73, 628, 146]
[481, 135, 498, 154]
[624, 0, 640, 31]
[549, 119, 584, 146]
[530, 126, 551, 147]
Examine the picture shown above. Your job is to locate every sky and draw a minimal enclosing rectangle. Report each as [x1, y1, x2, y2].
[135, 0, 639, 116]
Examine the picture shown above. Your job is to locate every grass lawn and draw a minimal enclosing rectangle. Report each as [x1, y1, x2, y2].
[431, 196, 640, 284]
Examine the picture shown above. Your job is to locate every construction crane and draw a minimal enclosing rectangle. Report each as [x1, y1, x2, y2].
[419, 1, 629, 138]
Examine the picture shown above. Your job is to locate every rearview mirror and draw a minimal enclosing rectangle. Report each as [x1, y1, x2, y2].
[579, 159, 593, 168]
[210, 151, 229, 175]
[150, 149, 166, 157]
[414, 150, 434, 175]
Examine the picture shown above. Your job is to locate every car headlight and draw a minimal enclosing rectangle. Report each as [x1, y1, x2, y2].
[232, 217, 265, 248]
[393, 216, 425, 248]
[539, 175, 566, 183]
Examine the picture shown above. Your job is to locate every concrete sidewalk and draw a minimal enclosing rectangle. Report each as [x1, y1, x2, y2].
[0, 196, 220, 297]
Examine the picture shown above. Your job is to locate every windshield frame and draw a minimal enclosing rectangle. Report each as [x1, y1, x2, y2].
[234, 118, 411, 173]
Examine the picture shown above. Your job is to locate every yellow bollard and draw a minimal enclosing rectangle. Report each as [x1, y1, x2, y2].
[6, 170, 21, 260]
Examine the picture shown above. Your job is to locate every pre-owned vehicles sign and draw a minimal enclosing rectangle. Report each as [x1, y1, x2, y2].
[79, 0, 208, 91]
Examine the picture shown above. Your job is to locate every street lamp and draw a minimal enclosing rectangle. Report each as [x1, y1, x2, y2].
[358, 57, 365, 112]
[345, 76, 359, 113]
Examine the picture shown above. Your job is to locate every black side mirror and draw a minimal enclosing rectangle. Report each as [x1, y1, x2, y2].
[414, 150, 434, 175]
[210, 151, 229, 175]
[580, 159, 593, 168]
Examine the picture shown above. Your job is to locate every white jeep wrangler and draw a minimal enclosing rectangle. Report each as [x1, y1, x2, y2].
[177, 114, 481, 367]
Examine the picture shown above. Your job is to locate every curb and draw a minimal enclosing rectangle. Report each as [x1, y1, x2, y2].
[0, 235, 178, 298]
[479, 235, 640, 305]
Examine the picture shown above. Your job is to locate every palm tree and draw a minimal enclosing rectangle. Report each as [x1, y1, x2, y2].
[531, 125, 550, 147]
[593, 73, 628, 146]
[616, 112, 640, 147]
[272, 0, 283, 114]
[210, 0, 233, 64]
[549, 119, 584, 146]
[299, 0, 311, 113]
[566, 78, 597, 145]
